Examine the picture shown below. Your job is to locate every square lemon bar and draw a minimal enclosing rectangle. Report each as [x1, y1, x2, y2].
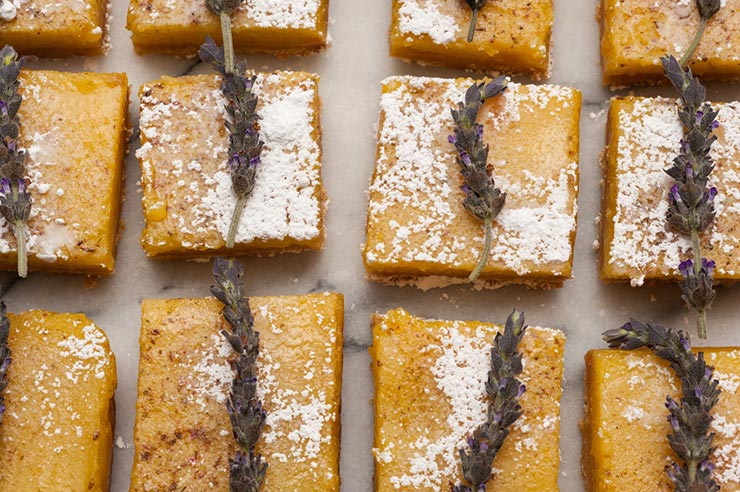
[137, 72, 325, 259]
[600, 0, 740, 86]
[371, 308, 565, 491]
[0, 311, 117, 491]
[390, 0, 552, 76]
[583, 348, 740, 491]
[127, 0, 329, 56]
[601, 96, 740, 286]
[0, 0, 108, 56]
[0, 70, 129, 275]
[130, 293, 343, 491]
[364, 76, 581, 290]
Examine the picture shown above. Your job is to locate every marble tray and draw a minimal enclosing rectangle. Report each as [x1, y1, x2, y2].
[8, 0, 740, 490]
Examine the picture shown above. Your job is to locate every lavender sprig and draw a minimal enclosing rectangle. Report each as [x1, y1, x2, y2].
[0, 301, 10, 425]
[603, 320, 720, 492]
[452, 310, 527, 492]
[0, 46, 31, 278]
[211, 257, 267, 492]
[449, 77, 507, 282]
[678, 0, 721, 67]
[463, 0, 488, 42]
[660, 0, 721, 339]
[200, 0, 263, 250]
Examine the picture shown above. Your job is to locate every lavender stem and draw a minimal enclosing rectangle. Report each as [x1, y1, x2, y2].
[469, 217, 491, 282]
[679, 17, 707, 68]
[220, 12, 235, 74]
[226, 195, 246, 249]
[13, 220, 26, 278]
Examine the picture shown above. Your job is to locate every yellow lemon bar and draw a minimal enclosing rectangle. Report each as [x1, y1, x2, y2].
[600, 0, 740, 86]
[127, 0, 328, 56]
[601, 96, 740, 286]
[0, 71, 128, 275]
[130, 293, 343, 491]
[371, 308, 565, 492]
[364, 76, 581, 290]
[390, 0, 552, 77]
[0, 0, 108, 56]
[0, 310, 117, 491]
[583, 348, 740, 491]
[137, 72, 325, 259]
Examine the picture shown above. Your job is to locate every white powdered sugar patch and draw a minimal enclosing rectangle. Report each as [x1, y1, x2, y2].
[608, 98, 740, 283]
[243, 0, 320, 28]
[711, 414, 740, 485]
[199, 78, 321, 243]
[367, 76, 578, 277]
[0, 124, 76, 261]
[257, 347, 334, 464]
[389, 324, 491, 489]
[397, 0, 459, 45]
[135, 0, 320, 30]
[188, 334, 234, 409]
[57, 322, 110, 383]
[385, 323, 557, 489]
[0, 0, 17, 21]
[189, 305, 337, 471]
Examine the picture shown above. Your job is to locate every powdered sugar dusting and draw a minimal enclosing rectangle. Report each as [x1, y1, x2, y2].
[366, 76, 579, 283]
[607, 98, 740, 283]
[242, 0, 320, 28]
[131, 0, 321, 29]
[57, 321, 111, 383]
[382, 321, 561, 489]
[397, 0, 459, 45]
[138, 72, 322, 252]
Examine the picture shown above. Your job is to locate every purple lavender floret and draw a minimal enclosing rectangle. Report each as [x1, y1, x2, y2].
[602, 320, 721, 492]
[449, 77, 507, 224]
[198, 37, 263, 248]
[211, 257, 267, 492]
[453, 310, 527, 491]
[0, 45, 32, 278]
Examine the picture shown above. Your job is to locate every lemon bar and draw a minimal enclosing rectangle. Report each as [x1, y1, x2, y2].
[126, 0, 329, 56]
[583, 348, 740, 491]
[601, 96, 740, 286]
[390, 0, 552, 77]
[364, 76, 581, 290]
[600, 0, 740, 86]
[371, 308, 565, 491]
[130, 293, 343, 491]
[137, 72, 325, 259]
[0, 311, 117, 491]
[0, 0, 108, 56]
[0, 71, 128, 275]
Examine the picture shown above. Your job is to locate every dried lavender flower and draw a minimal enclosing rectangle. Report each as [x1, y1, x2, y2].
[463, 0, 488, 42]
[449, 77, 507, 282]
[452, 310, 527, 492]
[0, 45, 31, 278]
[660, 1, 721, 339]
[603, 320, 720, 492]
[211, 257, 267, 492]
[199, 35, 263, 249]
[0, 301, 10, 425]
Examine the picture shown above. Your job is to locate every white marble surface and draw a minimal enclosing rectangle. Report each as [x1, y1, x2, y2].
[7, 0, 740, 490]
